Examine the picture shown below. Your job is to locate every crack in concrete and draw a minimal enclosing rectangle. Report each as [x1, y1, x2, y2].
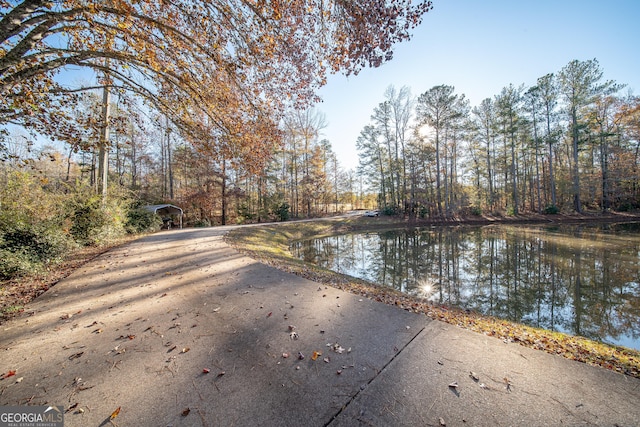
[324, 326, 426, 426]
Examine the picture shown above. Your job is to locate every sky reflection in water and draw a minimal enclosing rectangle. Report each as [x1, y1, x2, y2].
[292, 223, 640, 351]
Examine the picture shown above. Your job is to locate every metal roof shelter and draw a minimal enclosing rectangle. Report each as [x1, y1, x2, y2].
[143, 204, 183, 229]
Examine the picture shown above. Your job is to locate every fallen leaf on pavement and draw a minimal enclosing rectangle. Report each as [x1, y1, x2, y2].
[110, 406, 121, 420]
[2, 370, 16, 379]
[311, 351, 322, 361]
[181, 408, 190, 416]
[329, 343, 345, 354]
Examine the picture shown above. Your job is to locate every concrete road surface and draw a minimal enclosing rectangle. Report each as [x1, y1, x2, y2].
[1, 227, 639, 426]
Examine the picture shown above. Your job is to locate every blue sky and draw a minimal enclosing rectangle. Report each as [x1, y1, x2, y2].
[316, 0, 640, 170]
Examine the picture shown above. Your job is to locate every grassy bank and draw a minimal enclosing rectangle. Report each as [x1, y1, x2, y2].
[225, 215, 640, 379]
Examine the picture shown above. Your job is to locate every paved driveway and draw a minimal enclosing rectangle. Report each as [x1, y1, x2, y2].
[1, 227, 639, 426]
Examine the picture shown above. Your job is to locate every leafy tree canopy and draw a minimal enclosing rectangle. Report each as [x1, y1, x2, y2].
[0, 0, 432, 170]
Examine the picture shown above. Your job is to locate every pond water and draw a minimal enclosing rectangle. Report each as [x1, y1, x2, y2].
[291, 223, 640, 351]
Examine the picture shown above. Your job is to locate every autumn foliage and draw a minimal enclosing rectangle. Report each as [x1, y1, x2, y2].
[1, 0, 432, 169]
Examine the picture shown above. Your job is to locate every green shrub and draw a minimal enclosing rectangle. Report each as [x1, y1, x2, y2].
[0, 170, 67, 227]
[193, 218, 211, 227]
[470, 206, 482, 216]
[544, 204, 560, 214]
[2, 226, 70, 262]
[69, 195, 109, 244]
[237, 203, 254, 222]
[125, 208, 162, 233]
[615, 202, 638, 212]
[0, 223, 74, 280]
[66, 187, 132, 245]
[274, 202, 290, 221]
[0, 248, 35, 279]
[381, 205, 397, 216]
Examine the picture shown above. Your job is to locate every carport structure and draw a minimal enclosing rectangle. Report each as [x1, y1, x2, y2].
[143, 204, 184, 229]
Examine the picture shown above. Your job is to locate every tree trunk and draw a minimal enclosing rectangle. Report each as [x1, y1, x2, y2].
[435, 127, 443, 217]
[221, 159, 227, 225]
[98, 83, 110, 201]
[571, 110, 582, 213]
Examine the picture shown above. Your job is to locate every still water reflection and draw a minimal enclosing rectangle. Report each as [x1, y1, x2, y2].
[291, 223, 640, 350]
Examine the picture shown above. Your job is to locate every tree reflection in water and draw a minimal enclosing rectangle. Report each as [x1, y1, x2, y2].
[291, 223, 640, 350]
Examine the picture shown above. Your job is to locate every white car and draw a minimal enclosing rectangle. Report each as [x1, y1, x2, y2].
[364, 210, 379, 217]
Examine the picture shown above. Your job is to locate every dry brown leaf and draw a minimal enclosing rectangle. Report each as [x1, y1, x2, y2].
[110, 406, 121, 420]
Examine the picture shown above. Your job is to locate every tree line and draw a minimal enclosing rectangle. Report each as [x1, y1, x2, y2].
[357, 59, 640, 217]
[2, 98, 369, 226]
